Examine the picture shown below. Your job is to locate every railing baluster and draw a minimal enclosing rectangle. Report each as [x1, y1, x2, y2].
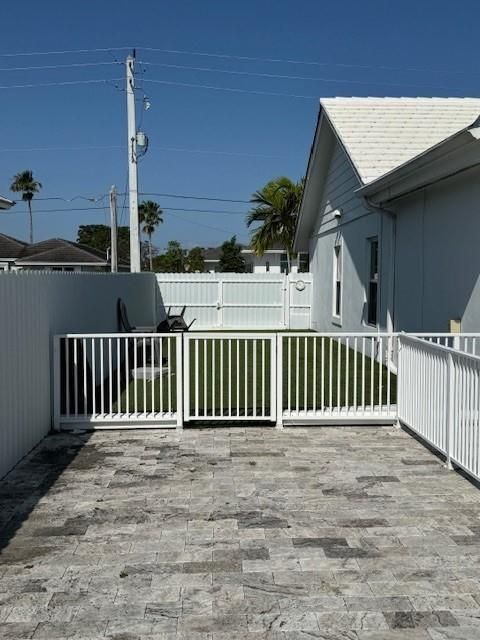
[321, 337, 325, 413]
[194, 339, 199, 418]
[329, 337, 333, 413]
[336, 337, 341, 411]
[83, 337, 87, 416]
[261, 339, 265, 418]
[116, 338, 121, 415]
[212, 339, 216, 417]
[304, 337, 308, 413]
[125, 337, 130, 416]
[73, 338, 78, 416]
[253, 339, 257, 417]
[168, 337, 172, 415]
[228, 339, 232, 418]
[100, 338, 104, 416]
[296, 337, 300, 414]
[108, 338, 113, 416]
[134, 337, 138, 415]
[143, 338, 147, 415]
[236, 338, 240, 417]
[220, 339, 224, 418]
[151, 337, 155, 414]
[288, 337, 292, 415]
[65, 337, 70, 418]
[353, 337, 358, 414]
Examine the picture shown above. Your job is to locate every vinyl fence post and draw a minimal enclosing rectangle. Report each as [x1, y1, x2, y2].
[276, 334, 284, 429]
[446, 352, 454, 470]
[53, 335, 61, 432]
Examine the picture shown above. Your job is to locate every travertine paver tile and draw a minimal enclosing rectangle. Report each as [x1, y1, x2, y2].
[0, 426, 480, 639]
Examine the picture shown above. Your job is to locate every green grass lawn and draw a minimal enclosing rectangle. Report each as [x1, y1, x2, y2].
[114, 336, 396, 416]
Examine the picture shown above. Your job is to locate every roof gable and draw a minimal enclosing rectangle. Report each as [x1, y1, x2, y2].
[0, 233, 28, 259]
[321, 97, 480, 184]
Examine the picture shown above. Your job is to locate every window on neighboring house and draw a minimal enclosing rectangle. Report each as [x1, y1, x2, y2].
[280, 253, 289, 274]
[265, 261, 270, 272]
[333, 241, 342, 319]
[298, 253, 309, 273]
[367, 237, 379, 326]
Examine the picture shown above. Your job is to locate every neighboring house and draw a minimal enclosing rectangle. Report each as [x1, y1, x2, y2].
[295, 97, 480, 333]
[242, 246, 309, 274]
[0, 195, 15, 211]
[0, 234, 125, 272]
[203, 247, 222, 272]
[202, 245, 308, 273]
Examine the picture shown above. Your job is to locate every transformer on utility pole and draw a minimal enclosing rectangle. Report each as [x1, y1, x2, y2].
[126, 52, 141, 273]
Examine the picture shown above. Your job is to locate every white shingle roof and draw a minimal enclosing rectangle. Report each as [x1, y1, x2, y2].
[321, 97, 480, 184]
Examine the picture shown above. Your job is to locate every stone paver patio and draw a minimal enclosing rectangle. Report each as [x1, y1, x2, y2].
[1, 426, 480, 639]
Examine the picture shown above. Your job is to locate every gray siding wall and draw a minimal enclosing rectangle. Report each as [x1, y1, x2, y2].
[309, 139, 388, 332]
[394, 168, 480, 332]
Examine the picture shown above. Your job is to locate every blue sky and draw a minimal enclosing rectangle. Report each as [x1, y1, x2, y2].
[0, 0, 478, 250]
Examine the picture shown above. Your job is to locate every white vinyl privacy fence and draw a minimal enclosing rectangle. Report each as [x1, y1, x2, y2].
[0, 271, 158, 479]
[156, 273, 312, 329]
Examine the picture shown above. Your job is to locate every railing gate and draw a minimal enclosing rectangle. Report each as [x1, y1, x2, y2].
[183, 333, 277, 422]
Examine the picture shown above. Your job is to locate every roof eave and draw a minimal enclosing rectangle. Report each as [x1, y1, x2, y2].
[357, 126, 480, 205]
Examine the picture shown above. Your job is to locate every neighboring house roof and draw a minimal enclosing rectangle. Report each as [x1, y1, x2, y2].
[321, 97, 480, 184]
[16, 238, 109, 265]
[203, 248, 222, 262]
[0, 233, 28, 260]
[0, 235, 123, 267]
[0, 195, 15, 210]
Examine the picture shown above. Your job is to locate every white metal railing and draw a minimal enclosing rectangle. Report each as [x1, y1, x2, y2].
[278, 333, 397, 425]
[183, 333, 277, 421]
[413, 333, 480, 357]
[398, 334, 480, 482]
[53, 333, 182, 429]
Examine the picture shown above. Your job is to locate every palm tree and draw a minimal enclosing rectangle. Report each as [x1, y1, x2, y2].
[139, 200, 163, 271]
[246, 176, 304, 272]
[10, 170, 42, 243]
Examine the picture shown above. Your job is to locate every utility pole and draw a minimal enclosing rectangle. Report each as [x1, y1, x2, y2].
[109, 185, 118, 273]
[126, 51, 141, 272]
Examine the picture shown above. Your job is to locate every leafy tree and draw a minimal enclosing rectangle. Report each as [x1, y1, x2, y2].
[219, 236, 245, 273]
[77, 224, 130, 263]
[152, 240, 185, 273]
[139, 200, 163, 271]
[10, 170, 42, 243]
[246, 176, 304, 272]
[185, 246, 205, 272]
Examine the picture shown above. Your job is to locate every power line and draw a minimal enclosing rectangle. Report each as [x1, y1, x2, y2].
[0, 61, 121, 72]
[0, 77, 123, 90]
[0, 46, 132, 58]
[12, 205, 247, 215]
[165, 210, 240, 234]
[140, 62, 472, 91]
[140, 46, 478, 76]
[0, 44, 473, 77]
[139, 192, 250, 204]
[143, 78, 317, 99]
[0, 144, 296, 159]
[0, 145, 123, 152]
